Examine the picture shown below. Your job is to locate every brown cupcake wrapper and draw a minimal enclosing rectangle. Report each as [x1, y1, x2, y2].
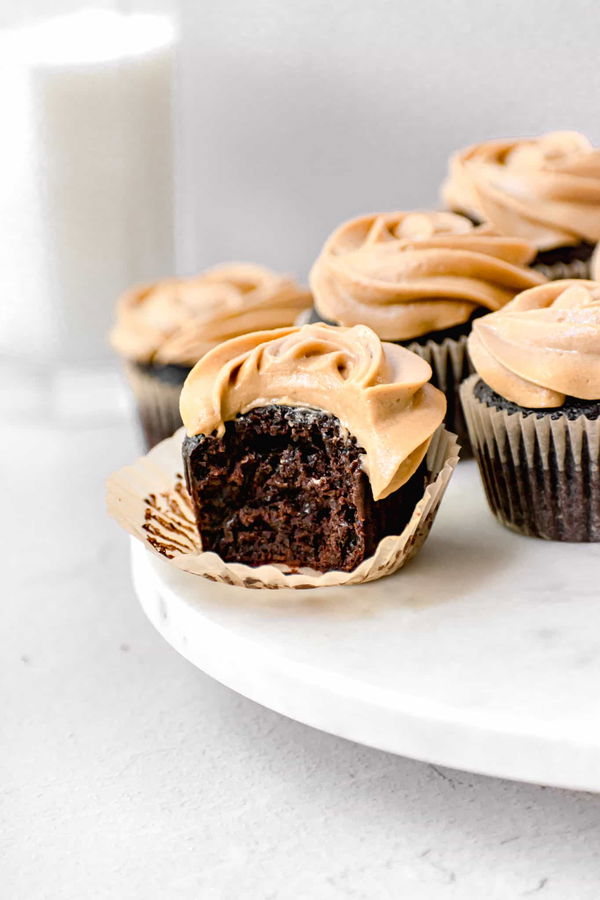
[460, 374, 600, 541]
[407, 333, 472, 455]
[123, 361, 185, 450]
[533, 257, 591, 281]
[106, 425, 459, 590]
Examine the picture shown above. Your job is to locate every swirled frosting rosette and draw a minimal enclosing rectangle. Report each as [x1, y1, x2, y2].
[111, 262, 311, 366]
[443, 132, 600, 278]
[309, 210, 544, 341]
[107, 324, 459, 587]
[111, 262, 311, 449]
[461, 280, 600, 541]
[468, 280, 600, 408]
[309, 210, 545, 446]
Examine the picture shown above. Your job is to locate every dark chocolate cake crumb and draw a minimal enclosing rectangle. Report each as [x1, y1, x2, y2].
[474, 378, 600, 421]
[182, 405, 427, 572]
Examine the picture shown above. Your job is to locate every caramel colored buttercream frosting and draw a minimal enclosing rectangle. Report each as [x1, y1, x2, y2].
[443, 132, 600, 250]
[309, 211, 545, 341]
[111, 263, 312, 367]
[179, 323, 446, 500]
[469, 280, 600, 407]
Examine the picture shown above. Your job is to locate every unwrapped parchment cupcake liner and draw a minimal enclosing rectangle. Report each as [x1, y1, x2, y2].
[124, 361, 187, 450]
[460, 374, 600, 541]
[408, 333, 472, 455]
[107, 425, 460, 589]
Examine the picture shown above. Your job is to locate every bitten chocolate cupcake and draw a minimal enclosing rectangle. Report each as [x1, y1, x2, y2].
[179, 323, 447, 573]
[309, 210, 545, 447]
[442, 131, 600, 280]
[111, 263, 311, 449]
[461, 280, 600, 541]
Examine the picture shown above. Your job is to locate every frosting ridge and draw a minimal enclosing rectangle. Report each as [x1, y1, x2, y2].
[111, 263, 311, 366]
[469, 280, 600, 407]
[442, 132, 600, 250]
[179, 323, 446, 500]
[309, 211, 544, 341]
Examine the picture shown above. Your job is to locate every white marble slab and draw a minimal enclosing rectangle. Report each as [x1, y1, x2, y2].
[132, 460, 600, 793]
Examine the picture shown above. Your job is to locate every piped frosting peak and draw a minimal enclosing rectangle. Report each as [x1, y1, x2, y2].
[442, 131, 600, 250]
[469, 280, 600, 407]
[111, 262, 311, 366]
[309, 210, 544, 341]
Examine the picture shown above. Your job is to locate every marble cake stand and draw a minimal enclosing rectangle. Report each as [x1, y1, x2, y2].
[130, 460, 600, 792]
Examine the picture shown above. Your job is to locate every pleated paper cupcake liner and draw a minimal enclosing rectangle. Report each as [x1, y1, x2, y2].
[123, 361, 187, 450]
[407, 334, 472, 455]
[106, 425, 460, 590]
[460, 374, 600, 541]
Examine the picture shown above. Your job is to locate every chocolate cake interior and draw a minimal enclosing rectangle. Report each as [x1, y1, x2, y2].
[183, 405, 427, 572]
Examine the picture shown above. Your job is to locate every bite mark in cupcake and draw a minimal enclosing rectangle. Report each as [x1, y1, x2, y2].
[179, 323, 447, 572]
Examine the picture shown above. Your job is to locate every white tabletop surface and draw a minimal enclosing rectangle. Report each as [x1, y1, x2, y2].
[4, 364, 600, 900]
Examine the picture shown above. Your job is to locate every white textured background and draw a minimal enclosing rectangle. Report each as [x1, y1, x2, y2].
[177, 0, 600, 277]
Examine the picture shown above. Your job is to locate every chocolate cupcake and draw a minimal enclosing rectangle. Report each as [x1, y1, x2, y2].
[309, 210, 545, 448]
[460, 280, 600, 541]
[442, 131, 600, 280]
[179, 323, 447, 573]
[111, 263, 311, 448]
